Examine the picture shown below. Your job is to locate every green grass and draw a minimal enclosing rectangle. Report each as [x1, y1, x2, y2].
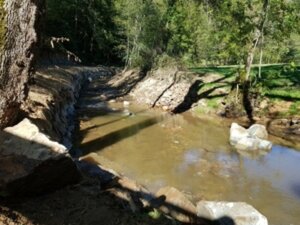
[289, 101, 300, 115]
[193, 97, 222, 116]
[207, 97, 222, 109]
[264, 88, 300, 100]
[258, 65, 300, 100]
[190, 66, 237, 77]
[190, 64, 300, 116]
[192, 64, 300, 96]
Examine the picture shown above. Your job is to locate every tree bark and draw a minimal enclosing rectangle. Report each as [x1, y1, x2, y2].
[0, 0, 44, 129]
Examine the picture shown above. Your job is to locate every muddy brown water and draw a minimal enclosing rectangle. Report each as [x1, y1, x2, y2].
[77, 101, 300, 225]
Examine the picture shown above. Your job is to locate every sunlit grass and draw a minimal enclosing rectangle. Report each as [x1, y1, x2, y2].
[264, 88, 300, 100]
[190, 64, 300, 116]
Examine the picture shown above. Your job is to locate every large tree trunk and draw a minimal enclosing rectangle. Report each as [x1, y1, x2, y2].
[0, 0, 44, 129]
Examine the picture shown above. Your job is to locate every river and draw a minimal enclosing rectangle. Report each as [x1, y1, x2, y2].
[75, 100, 300, 225]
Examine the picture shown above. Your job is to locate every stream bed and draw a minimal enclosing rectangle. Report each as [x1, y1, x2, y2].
[76, 101, 300, 225]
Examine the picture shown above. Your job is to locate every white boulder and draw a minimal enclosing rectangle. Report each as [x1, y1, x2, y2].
[0, 118, 80, 196]
[230, 123, 272, 151]
[230, 123, 249, 146]
[197, 201, 268, 225]
[248, 124, 268, 140]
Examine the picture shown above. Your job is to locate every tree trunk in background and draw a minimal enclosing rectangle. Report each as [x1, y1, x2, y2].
[258, 36, 264, 79]
[0, 0, 44, 129]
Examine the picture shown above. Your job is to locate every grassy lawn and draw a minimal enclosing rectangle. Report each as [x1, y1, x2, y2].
[190, 66, 237, 77]
[190, 64, 300, 116]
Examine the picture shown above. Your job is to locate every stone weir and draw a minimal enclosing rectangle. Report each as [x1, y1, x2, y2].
[0, 66, 113, 196]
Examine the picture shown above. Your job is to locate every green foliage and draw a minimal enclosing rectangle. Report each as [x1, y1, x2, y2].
[45, 0, 300, 68]
[153, 53, 179, 69]
[165, 0, 214, 66]
[114, 0, 164, 69]
[148, 209, 161, 219]
[212, 0, 300, 66]
[289, 101, 300, 115]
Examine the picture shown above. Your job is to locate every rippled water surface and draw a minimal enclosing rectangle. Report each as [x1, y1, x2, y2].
[77, 102, 300, 225]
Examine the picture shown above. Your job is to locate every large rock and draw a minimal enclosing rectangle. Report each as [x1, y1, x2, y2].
[247, 124, 268, 140]
[230, 123, 249, 146]
[235, 137, 272, 151]
[196, 201, 268, 225]
[155, 186, 197, 223]
[230, 123, 272, 151]
[0, 119, 80, 196]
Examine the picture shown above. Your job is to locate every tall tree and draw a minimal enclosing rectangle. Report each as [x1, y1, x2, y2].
[211, 0, 300, 120]
[165, 0, 214, 66]
[0, 0, 44, 128]
[115, 0, 163, 69]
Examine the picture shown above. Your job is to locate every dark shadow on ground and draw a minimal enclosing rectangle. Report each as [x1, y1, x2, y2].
[152, 71, 178, 107]
[173, 79, 228, 114]
[83, 69, 146, 101]
[0, 178, 236, 225]
[76, 160, 237, 225]
[109, 71, 147, 99]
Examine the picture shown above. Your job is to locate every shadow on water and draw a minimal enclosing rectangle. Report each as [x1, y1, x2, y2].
[81, 109, 149, 133]
[80, 117, 163, 154]
[0, 132, 236, 225]
[292, 183, 300, 199]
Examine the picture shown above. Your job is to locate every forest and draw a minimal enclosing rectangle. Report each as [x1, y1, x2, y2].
[45, 0, 300, 69]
